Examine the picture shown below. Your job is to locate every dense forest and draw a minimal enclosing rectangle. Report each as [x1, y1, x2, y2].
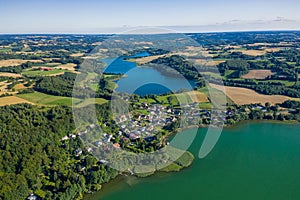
[0, 104, 119, 200]
[34, 72, 115, 99]
[217, 60, 249, 78]
[0, 102, 195, 200]
[150, 55, 200, 79]
[35, 72, 78, 97]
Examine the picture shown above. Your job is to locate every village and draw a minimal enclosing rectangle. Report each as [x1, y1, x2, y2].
[61, 99, 282, 155]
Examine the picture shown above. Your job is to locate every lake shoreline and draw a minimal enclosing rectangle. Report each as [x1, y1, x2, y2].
[84, 119, 299, 200]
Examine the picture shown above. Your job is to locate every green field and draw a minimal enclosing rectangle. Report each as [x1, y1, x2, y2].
[260, 80, 295, 87]
[198, 102, 212, 109]
[156, 93, 194, 106]
[140, 97, 157, 104]
[0, 48, 12, 53]
[198, 86, 234, 106]
[22, 69, 68, 77]
[103, 74, 125, 80]
[202, 72, 223, 79]
[18, 92, 108, 107]
[30, 63, 61, 67]
[141, 91, 210, 107]
[89, 83, 99, 91]
[106, 81, 118, 91]
[75, 98, 108, 108]
[17, 92, 78, 106]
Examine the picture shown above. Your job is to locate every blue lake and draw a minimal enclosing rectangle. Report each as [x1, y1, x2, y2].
[103, 56, 197, 96]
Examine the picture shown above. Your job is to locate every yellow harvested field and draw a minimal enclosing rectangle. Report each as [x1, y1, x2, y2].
[54, 63, 77, 71]
[247, 43, 273, 46]
[0, 81, 17, 95]
[200, 50, 215, 57]
[193, 59, 226, 67]
[130, 55, 166, 65]
[70, 53, 84, 57]
[186, 46, 205, 51]
[225, 45, 242, 49]
[0, 59, 43, 67]
[42, 58, 58, 61]
[231, 47, 283, 56]
[263, 47, 282, 53]
[179, 46, 214, 57]
[47, 72, 66, 76]
[210, 83, 293, 105]
[0, 72, 22, 78]
[0, 96, 33, 106]
[15, 51, 36, 55]
[176, 52, 198, 57]
[185, 91, 209, 103]
[242, 70, 274, 80]
[45, 62, 61, 66]
[0, 81, 9, 93]
[132, 41, 154, 45]
[13, 83, 27, 90]
[231, 50, 266, 56]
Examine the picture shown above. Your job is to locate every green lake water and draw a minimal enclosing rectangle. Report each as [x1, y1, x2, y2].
[88, 122, 300, 200]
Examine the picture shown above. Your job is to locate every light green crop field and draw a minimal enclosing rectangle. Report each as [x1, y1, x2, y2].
[0, 48, 12, 53]
[156, 93, 190, 106]
[17, 92, 78, 106]
[259, 80, 295, 87]
[156, 91, 209, 106]
[198, 102, 213, 109]
[22, 69, 68, 77]
[198, 86, 234, 106]
[75, 98, 108, 108]
[18, 92, 108, 107]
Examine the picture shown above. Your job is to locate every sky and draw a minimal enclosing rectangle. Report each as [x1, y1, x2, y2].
[0, 0, 299, 33]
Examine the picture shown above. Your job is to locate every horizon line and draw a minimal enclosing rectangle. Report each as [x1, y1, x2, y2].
[0, 29, 300, 35]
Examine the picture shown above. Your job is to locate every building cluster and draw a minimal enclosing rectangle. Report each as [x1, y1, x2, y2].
[61, 102, 256, 151]
[116, 104, 176, 140]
